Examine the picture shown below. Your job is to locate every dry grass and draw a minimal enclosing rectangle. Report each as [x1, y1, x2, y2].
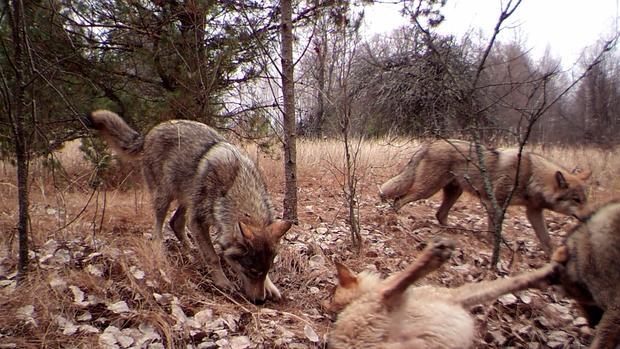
[530, 144, 620, 202]
[0, 137, 618, 348]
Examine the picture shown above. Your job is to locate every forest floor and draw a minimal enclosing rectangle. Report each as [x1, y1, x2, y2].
[0, 139, 618, 348]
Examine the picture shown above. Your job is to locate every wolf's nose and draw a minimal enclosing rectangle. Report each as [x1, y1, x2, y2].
[253, 298, 266, 306]
[378, 186, 386, 201]
[572, 213, 586, 222]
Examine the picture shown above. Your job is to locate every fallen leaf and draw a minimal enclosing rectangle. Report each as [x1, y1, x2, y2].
[68, 286, 89, 307]
[76, 311, 92, 322]
[49, 276, 67, 290]
[86, 264, 104, 277]
[170, 301, 187, 325]
[55, 315, 78, 335]
[498, 293, 518, 306]
[230, 336, 252, 349]
[107, 301, 130, 314]
[16, 305, 37, 327]
[193, 309, 213, 326]
[79, 324, 100, 334]
[130, 266, 145, 280]
[99, 326, 120, 348]
[304, 324, 319, 343]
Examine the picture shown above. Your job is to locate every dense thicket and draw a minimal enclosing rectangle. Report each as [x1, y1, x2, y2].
[297, 25, 619, 145]
[0, 0, 284, 157]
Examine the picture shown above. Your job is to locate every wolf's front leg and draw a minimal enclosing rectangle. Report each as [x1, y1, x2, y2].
[590, 309, 620, 349]
[264, 274, 282, 301]
[190, 220, 234, 291]
[526, 207, 553, 257]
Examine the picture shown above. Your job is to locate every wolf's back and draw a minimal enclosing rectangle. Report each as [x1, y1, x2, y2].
[84, 110, 144, 159]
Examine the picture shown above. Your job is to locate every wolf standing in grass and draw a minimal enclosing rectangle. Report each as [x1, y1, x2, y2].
[85, 110, 291, 304]
[379, 139, 590, 256]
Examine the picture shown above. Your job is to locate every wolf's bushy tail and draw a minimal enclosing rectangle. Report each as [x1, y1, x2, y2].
[379, 143, 428, 199]
[83, 110, 144, 159]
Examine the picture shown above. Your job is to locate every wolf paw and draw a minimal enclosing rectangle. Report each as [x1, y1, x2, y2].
[265, 276, 282, 301]
[551, 245, 569, 264]
[427, 239, 455, 264]
[266, 285, 281, 301]
[212, 272, 235, 291]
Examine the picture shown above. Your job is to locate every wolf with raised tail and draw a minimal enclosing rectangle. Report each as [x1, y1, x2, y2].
[84, 110, 291, 304]
[379, 139, 591, 256]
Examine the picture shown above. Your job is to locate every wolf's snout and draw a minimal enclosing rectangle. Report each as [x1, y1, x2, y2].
[242, 277, 268, 305]
[571, 207, 591, 222]
[378, 185, 387, 201]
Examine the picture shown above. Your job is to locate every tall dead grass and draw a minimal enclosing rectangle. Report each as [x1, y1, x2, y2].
[529, 144, 620, 202]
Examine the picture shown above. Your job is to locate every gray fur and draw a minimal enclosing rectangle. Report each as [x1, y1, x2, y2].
[553, 201, 620, 348]
[86, 110, 291, 303]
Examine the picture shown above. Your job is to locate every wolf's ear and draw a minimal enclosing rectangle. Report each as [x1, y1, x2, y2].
[578, 169, 592, 181]
[238, 222, 255, 241]
[268, 219, 292, 241]
[335, 261, 357, 288]
[555, 171, 568, 189]
[570, 166, 592, 180]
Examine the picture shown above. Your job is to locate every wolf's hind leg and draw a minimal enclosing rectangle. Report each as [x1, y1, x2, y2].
[456, 262, 559, 308]
[381, 240, 454, 308]
[436, 181, 463, 225]
[170, 205, 192, 251]
[153, 192, 172, 241]
[394, 174, 452, 211]
[189, 217, 233, 290]
[589, 308, 620, 349]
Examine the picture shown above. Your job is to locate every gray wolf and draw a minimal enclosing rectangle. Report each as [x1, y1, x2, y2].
[552, 200, 620, 348]
[84, 110, 291, 304]
[327, 240, 561, 349]
[379, 139, 591, 256]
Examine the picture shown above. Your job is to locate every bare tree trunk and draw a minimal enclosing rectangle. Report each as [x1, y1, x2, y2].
[342, 108, 362, 249]
[315, 29, 327, 137]
[7, 0, 30, 280]
[340, 30, 362, 250]
[280, 0, 298, 222]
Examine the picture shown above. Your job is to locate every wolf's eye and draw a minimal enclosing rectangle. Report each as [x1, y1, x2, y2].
[244, 267, 264, 280]
[239, 256, 253, 269]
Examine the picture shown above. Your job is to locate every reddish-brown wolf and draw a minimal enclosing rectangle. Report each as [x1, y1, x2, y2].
[85, 110, 291, 304]
[552, 200, 620, 348]
[379, 139, 590, 256]
[327, 240, 560, 348]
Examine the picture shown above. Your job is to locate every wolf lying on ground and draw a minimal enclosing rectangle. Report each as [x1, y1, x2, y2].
[379, 139, 591, 256]
[327, 240, 561, 349]
[552, 200, 620, 348]
[85, 110, 291, 304]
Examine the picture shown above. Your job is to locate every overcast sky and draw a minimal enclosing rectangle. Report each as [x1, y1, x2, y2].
[363, 0, 619, 67]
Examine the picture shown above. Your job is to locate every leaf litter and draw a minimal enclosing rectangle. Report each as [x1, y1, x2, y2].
[0, 179, 596, 348]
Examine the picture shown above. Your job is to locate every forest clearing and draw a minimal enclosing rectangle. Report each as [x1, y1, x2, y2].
[2, 0, 619, 347]
[0, 139, 618, 348]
